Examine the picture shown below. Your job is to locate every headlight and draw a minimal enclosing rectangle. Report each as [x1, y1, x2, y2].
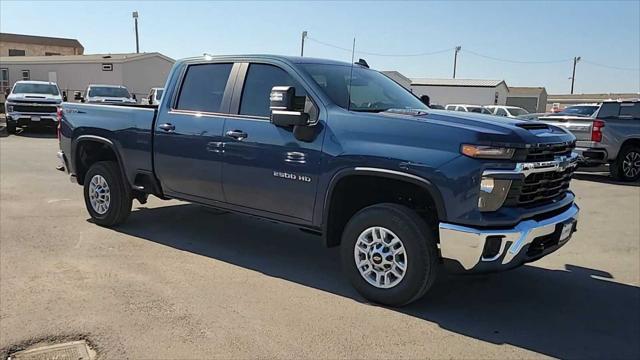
[478, 177, 512, 212]
[461, 144, 515, 159]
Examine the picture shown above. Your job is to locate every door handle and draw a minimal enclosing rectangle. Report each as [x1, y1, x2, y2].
[159, 123, 175, 132]
[226, 129, 248, 140]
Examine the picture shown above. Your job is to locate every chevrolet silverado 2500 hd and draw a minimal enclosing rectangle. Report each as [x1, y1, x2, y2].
[5, 80, 63, 133]
[58, 55, 580, 306]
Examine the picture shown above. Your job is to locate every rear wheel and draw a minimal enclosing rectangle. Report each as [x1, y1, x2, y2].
[83, 161, 132, 226]
[340, 203, 439, 306]
[611, 145, 640, 182]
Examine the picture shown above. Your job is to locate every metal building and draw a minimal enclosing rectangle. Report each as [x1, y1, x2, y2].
[0, 52, 174, 100]
[506, 87, 548, 113]
[410, 78, 509, 107]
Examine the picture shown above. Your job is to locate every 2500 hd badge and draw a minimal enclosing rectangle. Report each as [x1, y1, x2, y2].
[273, 171, 312, 183]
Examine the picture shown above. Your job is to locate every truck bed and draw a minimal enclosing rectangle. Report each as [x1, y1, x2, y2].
[60, 102, 157, 185]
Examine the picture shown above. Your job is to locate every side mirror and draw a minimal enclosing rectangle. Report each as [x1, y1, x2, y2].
[63, 91, 68, 102]
[269, 86, 309, 127]
[74, 91, 84, 101]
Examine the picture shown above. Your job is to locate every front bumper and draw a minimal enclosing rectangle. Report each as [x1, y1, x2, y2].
[439, 203, 579, 273]
[7, 112, 58, 127]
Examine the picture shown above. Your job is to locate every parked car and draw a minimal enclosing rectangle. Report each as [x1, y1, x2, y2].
[555, 104, 600, 117]
[445, 104, 493, 114]
[80, 84, 136, 104]
[429, 104, 445, 110]
[485, 105, 529, 118]
[146, 87, 164, 105]
[4, 80, 63, 133]
[537, 99, 640, 181]
[58, 55, 580, 306]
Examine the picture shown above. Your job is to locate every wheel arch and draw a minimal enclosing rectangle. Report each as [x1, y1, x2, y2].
[322, 167, 446, 248]
[72, 135, 126, 186]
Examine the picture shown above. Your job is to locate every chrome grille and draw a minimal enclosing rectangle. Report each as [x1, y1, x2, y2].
[12, 104, 57, 113]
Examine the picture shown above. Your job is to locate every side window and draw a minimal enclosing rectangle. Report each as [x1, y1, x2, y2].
[240, 63, 305, 118]
[456, 106, 466, 112]
[619, 103, 640, 119]
[445, 105, 454, 110]
[597, 103, 620, 119]
[496, 108, 508, 116]
[176, 63, 233, 113]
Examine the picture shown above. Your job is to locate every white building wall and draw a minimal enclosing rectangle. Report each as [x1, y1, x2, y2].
[122, 56, 173, 99]
[2, 62, 125, 95]
[411, 84, 508, 106]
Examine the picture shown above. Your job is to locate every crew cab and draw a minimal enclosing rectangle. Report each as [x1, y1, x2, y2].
[81, 84, 136, 104]
[57, 55, 580, 306]
[539, 100, 640, 181]
[5, 80, 63, 133]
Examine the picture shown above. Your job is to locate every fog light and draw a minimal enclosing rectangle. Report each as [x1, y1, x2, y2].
[478, 177, 512, 212]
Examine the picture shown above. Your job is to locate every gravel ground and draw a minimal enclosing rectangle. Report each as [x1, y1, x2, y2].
[1, 132, 639, 359]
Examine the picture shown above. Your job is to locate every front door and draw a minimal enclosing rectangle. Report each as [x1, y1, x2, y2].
[154, 62, 236, 202]
[222, 62, 325, 222]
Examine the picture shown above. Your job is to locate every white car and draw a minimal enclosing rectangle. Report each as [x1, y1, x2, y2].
[485, 105, 529, 118]
[146, 87, 164, 105]
[82, 84, 136, 104]
[445, 104, 493, 114]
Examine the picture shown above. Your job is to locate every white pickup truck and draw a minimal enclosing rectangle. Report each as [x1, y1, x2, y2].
[4, 80, 63, 133]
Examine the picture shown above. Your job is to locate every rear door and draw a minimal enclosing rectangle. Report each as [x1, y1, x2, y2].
[221, 61, 324, 222]
[597, 102, 640, 155]
[153, 62, 238, 202]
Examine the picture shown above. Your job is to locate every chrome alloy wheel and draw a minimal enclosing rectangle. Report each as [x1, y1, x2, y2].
[354, 226, 408, 289]
[623, 151, 640, 178]
[89, 174, 111, 215]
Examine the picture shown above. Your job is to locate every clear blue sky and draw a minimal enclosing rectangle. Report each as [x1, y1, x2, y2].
[1, 0, 639, 94]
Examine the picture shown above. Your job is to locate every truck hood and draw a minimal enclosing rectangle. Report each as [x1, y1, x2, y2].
[376, 108, 575, 147]
[7, 93, 62, 104]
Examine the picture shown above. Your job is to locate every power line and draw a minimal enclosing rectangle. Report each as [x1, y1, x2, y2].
[462, 49, 572, 64]
[306, 37, 454, 57]
[581, 60, 640, 72]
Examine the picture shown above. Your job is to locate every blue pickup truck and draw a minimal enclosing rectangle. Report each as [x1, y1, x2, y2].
[58, 55, 580, 306]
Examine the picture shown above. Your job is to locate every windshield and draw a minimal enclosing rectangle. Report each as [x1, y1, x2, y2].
[301, 64, 427, 112]
[12, 83, 59, 95]
[557, 105, 599, 116]
[508, 108, 529, 116]
[88, 86, 131, 98]
[155, 89, 164, 100]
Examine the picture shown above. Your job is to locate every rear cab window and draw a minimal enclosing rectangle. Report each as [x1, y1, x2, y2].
[176, 63, 233, 113]
[598, 102, 640, 120]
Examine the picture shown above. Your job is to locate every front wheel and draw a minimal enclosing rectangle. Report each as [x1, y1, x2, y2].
[340, 203, 439, 306]
[83, 161, 132, 226]
[611, 145, 640, 182]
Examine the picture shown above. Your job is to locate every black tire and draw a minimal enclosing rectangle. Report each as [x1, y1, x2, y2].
[611, 145, 640, 182]
[340, 203, 439, 307]
[6, 121, 16, 134]
[83, 161, 132, 226]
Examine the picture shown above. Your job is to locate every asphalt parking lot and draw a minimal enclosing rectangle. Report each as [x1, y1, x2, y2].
[1, 131, 639, 359]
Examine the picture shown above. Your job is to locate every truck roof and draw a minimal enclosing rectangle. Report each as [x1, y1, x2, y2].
[88, 84, 128, 88]
[178, 54, 356, 67]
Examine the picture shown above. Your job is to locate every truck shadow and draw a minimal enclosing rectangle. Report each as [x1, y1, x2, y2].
[113, 203, 640, 359]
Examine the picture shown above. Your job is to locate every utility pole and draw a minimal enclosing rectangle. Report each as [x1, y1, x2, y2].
[133, 11, 140, 53]
[453, 46, 461, 78]
[570, 56, 581, 94]
[300, 31, 308, 57]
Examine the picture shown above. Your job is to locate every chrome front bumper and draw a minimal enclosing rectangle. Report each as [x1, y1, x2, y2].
[439, 204, 579, 272]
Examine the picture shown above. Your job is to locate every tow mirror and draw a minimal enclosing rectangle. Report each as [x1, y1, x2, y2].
[74, 91, 84, 102]
[62, 91, 68, 102]
[269, 86, 310, 127]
